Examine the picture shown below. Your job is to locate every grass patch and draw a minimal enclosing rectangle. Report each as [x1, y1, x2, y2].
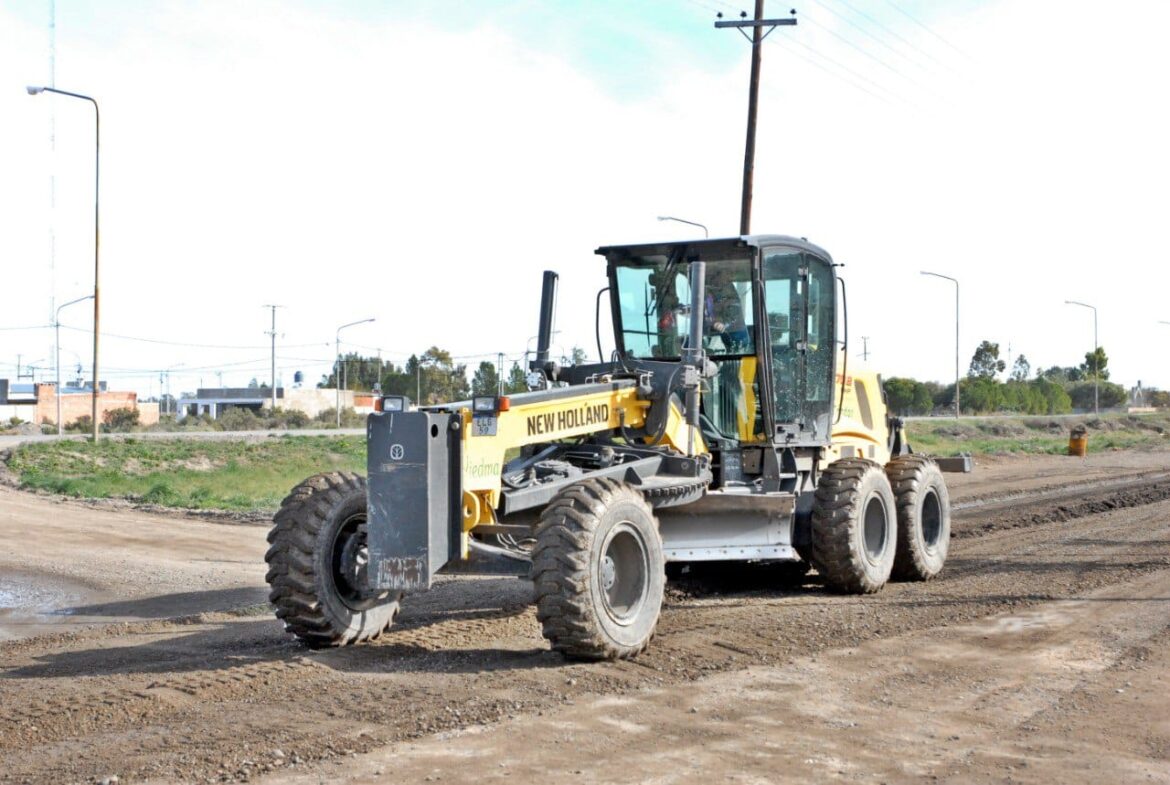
[906, 412, 1170, 457]
[5, 414, 1169, 513]
[5, 436, 365, 513]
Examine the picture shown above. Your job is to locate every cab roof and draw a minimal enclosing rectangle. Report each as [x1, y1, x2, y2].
[595, 234, 834, 263]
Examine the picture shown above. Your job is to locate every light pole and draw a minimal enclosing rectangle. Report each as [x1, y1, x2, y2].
[28, 85, 100, 442]
[335, 318, 374, 427]
[55, 294, 94, 436]
[656, 216, 709, 238]
[162, 363, 184, 417]
[1066, 300, 1099, 414]
[264, 305, 283, 413]
[921, 271, 960, 419]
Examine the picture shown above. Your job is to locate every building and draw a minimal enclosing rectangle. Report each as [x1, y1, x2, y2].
[175, 387, 375, 421]
[0, 380, 159, 427]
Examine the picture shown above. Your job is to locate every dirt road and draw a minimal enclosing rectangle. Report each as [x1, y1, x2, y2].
[1, 450, 1169, 783]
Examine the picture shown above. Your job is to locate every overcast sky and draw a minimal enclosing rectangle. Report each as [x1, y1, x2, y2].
[2, 0, 1168, 398]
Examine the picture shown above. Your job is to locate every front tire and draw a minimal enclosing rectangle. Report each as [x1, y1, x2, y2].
[811, 458, 897, 594]
[886, 456, 951, 581]
[532, 478, 665, 660]
[265, 472, 402, 647]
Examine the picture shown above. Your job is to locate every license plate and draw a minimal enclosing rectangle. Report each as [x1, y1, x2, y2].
[472, 416, 498, 437]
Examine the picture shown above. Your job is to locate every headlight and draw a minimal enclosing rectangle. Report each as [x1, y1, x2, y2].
[379, 395, 408, 412]
[472, 396, 498, 414]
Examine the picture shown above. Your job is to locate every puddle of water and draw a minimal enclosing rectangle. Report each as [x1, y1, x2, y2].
[0, 576, 67, 612]
[0, 573, 94, 640]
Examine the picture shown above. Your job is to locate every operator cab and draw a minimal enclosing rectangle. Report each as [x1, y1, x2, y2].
[599, 235, 838, 490]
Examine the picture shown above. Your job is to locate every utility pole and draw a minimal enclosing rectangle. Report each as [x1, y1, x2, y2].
[860, 336, 870, 361]
[716, 3, 797, 235]
[263, 304, 282, 412]
[497, 352, 505, 397]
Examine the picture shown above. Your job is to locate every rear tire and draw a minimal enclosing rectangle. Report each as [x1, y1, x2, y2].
[810, 458, 897, 594]
[532, 478, 664, 660]
[886, 456, 951, 581]
[265, 472, 402, 647]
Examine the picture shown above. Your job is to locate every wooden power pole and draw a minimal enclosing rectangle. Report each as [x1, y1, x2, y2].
[716, 3, 797, 235]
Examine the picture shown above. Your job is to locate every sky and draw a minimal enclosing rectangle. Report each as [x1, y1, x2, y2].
[2, 0, 1169, 400]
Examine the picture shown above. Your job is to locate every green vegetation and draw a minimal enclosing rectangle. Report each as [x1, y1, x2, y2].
[5, 413, 1168, 515]
[906, 413, 1170, 457]
[5, 436, 365, 512]
[883, 340, 1149, 416]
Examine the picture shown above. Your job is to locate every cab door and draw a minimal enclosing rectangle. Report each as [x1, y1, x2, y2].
[760, 247, 836, 443]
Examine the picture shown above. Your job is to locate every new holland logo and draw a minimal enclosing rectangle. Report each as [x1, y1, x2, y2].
[526, 403, 610, 437]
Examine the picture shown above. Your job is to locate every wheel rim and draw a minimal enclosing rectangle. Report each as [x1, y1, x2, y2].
[921, 488, 943, 551]
[862, 495, 889, 564]
[329, 512, 382, 611]
[599, 522, 650, 626]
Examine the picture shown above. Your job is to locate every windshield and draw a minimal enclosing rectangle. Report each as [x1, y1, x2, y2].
[614, 255, 756, 359]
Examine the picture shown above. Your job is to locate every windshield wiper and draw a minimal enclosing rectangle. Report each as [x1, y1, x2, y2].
[645, 246, 687, 319]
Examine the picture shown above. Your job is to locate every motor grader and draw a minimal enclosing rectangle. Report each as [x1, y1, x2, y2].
[265, 234, 953, 660]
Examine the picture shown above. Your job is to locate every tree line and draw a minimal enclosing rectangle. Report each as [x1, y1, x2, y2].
[319, 346, 587, 405]
[882, 340, 1159, 416]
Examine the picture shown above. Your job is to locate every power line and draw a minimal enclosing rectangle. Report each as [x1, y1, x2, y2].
[771, 29, 916, 106]
[55, 323, 328, 351]
[0, 324, 51, 332]
[882, 0, 970, 59]
[819, 0, 960, 74]
[796, 10, 936, 93]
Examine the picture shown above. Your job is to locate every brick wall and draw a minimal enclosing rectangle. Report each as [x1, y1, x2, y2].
[34, 384, 158, 427]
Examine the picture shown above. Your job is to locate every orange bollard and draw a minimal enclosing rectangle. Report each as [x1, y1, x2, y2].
[1068, 425, 1088, 457]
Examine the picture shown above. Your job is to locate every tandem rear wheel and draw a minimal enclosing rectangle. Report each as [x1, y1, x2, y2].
[811, 458, 899, 594]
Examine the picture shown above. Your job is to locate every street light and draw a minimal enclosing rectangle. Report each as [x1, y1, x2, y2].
[921, 271, 960, 419]
[335, 318, 375, 427]
[657, 216, 709, 238]
[55, 294, 94, 436]
[161, 363, 184, 417]
[28, 85, 101, 442]
[1065, 300, 1099, 415]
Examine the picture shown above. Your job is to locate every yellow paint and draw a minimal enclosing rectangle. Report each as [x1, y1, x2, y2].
[736, 356, 766, 443]
[458, 385, 704, 530]
[828, 353, 892, 465]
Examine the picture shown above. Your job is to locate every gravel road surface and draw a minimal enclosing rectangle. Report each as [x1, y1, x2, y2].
[1, 450, 1168, 783]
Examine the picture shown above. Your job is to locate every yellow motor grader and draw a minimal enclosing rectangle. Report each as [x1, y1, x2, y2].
[265, 234, 954, 659]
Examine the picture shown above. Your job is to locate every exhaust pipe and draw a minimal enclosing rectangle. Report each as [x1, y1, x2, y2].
[531, 271, 559, 383]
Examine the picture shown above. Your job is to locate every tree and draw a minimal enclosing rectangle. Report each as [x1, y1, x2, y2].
[410, 347, 469, 405]
[883, 377, 916, 415]
[564, 346, 589, 366]
[1080, 347, 1110, 381]
[320, 353, 397, 391]
[1069, 381, 1125, 411]
[102, 407, 140, 432]
[471, 361, 500, 397]
[960, 376, 1003, 413]
[1041, 365, 1082, 383]
[504, 362, 528, 394]
[1010, 354, 1031, 382]
[968, 340, 1006, 379]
